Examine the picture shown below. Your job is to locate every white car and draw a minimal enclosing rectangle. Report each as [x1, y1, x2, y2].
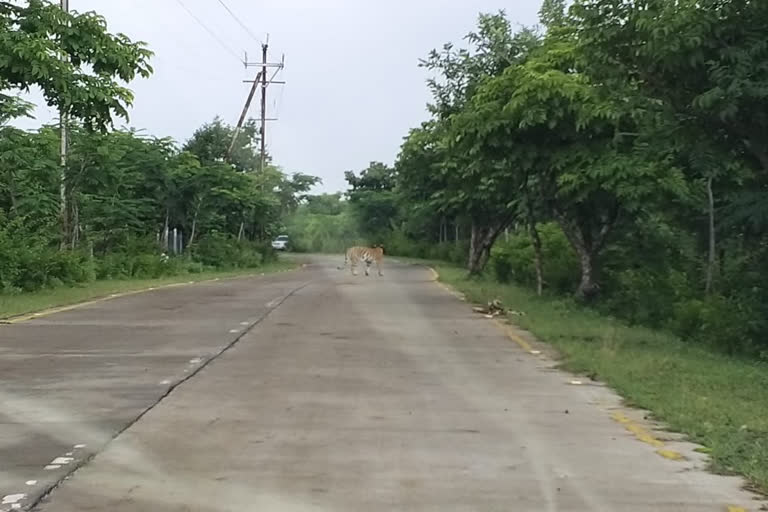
[271, 235, 289, 251]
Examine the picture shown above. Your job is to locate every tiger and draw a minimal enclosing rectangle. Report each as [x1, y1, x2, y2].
[338, 245, 384, 276]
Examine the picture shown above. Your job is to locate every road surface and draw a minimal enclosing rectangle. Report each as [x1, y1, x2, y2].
[0, 256, 763, 511]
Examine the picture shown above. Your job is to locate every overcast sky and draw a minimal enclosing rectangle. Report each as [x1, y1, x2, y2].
[17, 0, 542, 192]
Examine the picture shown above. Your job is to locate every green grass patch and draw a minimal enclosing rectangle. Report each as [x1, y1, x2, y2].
[0, 260, 297, 320]
[434, 264, 768, 493]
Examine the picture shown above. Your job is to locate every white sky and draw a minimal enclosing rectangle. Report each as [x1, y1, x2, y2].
[15, 0, 541, 192]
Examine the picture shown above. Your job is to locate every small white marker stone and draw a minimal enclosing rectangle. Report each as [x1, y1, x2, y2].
[74, 444, 86, 449]
[240, 321, 249, 326]
[189, 358, 202, 364]
[44, 465, 61, 470]
[25, 481, 37, 486]
[51, 457, 74, 465]
[530, 350, 542, 355]
[229, 329, 239, 334]
[160, 380, 171, 385]
[569, 380, 583, 385]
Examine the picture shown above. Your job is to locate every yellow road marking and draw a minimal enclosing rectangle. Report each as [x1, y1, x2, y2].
[656, 449, 686, 461]
[492, 318, 536, 353]
[428, 266, 537, 355]
[727, 506, 747, 512]
[429, 267, 703, 482]
[611, 412, 685, 461]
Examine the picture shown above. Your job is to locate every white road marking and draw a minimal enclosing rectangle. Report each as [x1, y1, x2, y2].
[1, 494, 25, 505]
[266, 297, 282, 308]
[44, 465, 61, 470]
[74, 444, 86, 449]
[160, 380, 171, 385]
[65, 451, 73, 456]
[228, 329, 239, 334]
[24, 481, 36, 486]
[189, 358, 203, 364]
[240, 321, 249, 326]
[51, 457, 74, 465]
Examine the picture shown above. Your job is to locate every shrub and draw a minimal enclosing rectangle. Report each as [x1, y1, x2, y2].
[491, 223, 579, 292]
[192, 232, 265, 269]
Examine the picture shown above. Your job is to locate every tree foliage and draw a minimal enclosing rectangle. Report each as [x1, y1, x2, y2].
[342, 3, 768, 355]
[0, 0, 153, 129]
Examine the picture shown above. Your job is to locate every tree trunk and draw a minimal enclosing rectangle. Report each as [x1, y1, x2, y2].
[705, 177, 716, 294]
[238, 221, 245, 242]
[551, 204, 618, 300]
[7, 174, 18, 216]
[455, 221, 460, 245]
[70, 199, 79, 249]
[161, 210, 170, 250]
[574, 247, 599, 299]
[553, 212, 599, 300]
[188, 211, 199, 249]
[468, 220, 503, 275]
[526, 197, 544, 296]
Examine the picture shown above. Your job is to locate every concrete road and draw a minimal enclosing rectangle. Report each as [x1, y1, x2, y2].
[0, 256, 763, 511]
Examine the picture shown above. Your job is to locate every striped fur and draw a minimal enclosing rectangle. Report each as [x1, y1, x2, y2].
[339, 246, 384, 276]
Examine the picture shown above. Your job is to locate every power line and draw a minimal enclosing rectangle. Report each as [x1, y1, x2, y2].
[174, 0, 243, 63]
[215, 0, 261, 44]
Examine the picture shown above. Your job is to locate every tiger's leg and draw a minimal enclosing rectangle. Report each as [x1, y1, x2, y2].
[364, 259, 371, 276]
[376, 258, 383, 276]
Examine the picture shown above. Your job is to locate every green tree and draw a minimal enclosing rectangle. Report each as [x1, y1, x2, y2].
[345, 162, 399, 239]
[0, 0, 153, 129]
[183, 117, 263, 173]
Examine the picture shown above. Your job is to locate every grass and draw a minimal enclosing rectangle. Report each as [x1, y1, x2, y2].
[0, 260, 297, 321]
[434, 264, 768, 493]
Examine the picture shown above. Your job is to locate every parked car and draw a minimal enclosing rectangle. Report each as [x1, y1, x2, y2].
[271, 235, 290, 251]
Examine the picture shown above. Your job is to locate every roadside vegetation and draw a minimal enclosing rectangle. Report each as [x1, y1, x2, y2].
[0, 260, 295, 321]
[0, 2, 316, 306]
[288, 0, 768, 491]
[435, 265, 768, 492]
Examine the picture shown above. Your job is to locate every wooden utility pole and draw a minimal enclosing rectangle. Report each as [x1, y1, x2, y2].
[59, 0, 69, 249]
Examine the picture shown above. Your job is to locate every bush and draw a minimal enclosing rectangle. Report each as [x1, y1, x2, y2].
[669, 295, 756, 354]
[0, 218, 96, 292]
[491, 223, 579, 293]
[492, 251, 513, 283]
[192, 232, 265, 269]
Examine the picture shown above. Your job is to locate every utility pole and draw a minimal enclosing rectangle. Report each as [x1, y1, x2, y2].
[259, 42, 268, 173]
[241, 37, 284, 173]
[59, 0, 69, 250]
[227, 70, 262, 161]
